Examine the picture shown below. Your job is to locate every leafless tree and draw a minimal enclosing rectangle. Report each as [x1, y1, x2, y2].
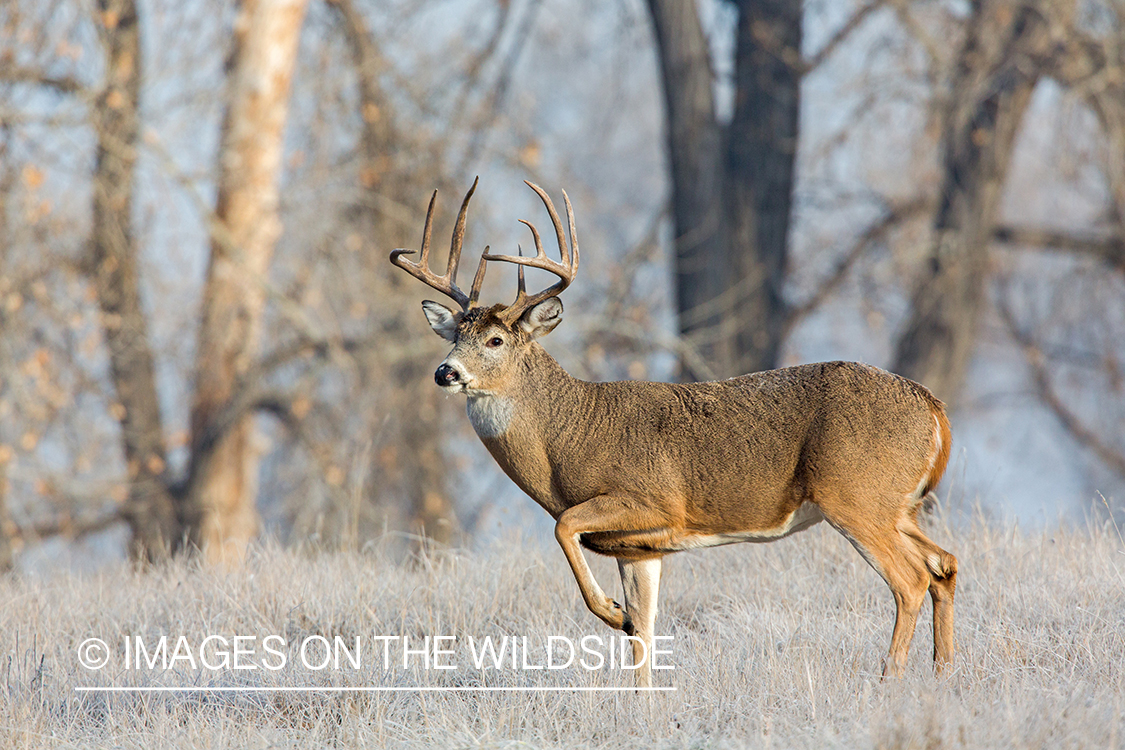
[0, 126, 13, 571]
[646, 0, 886, 379]
[1, 0, 311, 563]
[186, 0, 310, 564]
[87, 0, 181, 560]
[3, 0, 1121, 568]
[891, 0, 1066, 403]
[887, 0, 1125, 491]
[326, 0, 456, 545]
[646, 0, 796, 378]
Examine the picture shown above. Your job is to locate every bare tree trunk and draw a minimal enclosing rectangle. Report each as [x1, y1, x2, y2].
[333, 0, 454, 545]
[892, 1, 1057, 402]
[1059, 32, 1125, 227]
[0, 456, 11, 572]
[188, 0, 309, 565]
[1002, 11, 1125, 486]
[0, 127, 15, 572]
[90, 0, 179, 561]
[728, 0, 801, 375]
[647, 0, 800, 379]
[646, 0, 730, 378]
[331, 0, 394, 190]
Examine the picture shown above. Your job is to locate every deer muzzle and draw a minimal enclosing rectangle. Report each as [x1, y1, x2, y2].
[435, 363, 463, 388]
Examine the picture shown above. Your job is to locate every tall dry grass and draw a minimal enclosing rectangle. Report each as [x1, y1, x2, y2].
[2, 514, 1123, 748]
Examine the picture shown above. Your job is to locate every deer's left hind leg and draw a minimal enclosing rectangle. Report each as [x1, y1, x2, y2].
[903, 524, 958, 672]
[826, 510, 931, 678]
[618, 557, 662, 688]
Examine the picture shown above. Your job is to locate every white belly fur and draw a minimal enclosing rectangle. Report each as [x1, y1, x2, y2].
[671, 501, 825, 550]
[466, 395, 515, 438]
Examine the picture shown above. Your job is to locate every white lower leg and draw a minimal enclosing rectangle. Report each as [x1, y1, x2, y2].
[618, 557, 662, 687]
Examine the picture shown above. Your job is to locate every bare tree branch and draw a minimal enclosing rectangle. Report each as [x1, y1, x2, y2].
[328, 0, 396, 189]
[601, 206, 668, 323]
[143, 130, 344, 363]
[998, 295, 1125, 479]
[887, 0, 942, 74]
[456, 0, 544, 174]
[1043, 18, 1125, 232]
[0, 65, 87, 96]
[803, 0, 887, 73]
[13, 509, 124, 543]
[447, 0, 513, 134]
[581, 319, 718, 383]
[786, 195, 931, 334]
[993, 224, 1125, 271]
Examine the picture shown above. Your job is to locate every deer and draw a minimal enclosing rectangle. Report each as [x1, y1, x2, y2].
[389, 178, 958, 688]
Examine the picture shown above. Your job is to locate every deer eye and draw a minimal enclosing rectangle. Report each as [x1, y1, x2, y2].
[486, 336, 504, 348]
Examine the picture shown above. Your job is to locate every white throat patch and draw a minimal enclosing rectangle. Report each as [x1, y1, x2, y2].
[466, 395, 515, 438]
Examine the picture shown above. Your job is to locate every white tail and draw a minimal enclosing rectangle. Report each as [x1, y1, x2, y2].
[391, 181, 957, 686]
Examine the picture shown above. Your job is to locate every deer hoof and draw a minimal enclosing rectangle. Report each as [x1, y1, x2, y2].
[609, 600, 635, 634]
[596, 599, 626, 630]
[622, 614, 636, 636]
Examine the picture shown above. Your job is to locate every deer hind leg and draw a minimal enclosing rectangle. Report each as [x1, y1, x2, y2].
[618, 557, 662, 688]
[555, 495, 666, 632]
[903, 524, 958, 673]
[828, 512, 933, 678]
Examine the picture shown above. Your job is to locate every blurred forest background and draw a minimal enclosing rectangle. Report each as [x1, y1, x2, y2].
[0, 0, 1122, 572]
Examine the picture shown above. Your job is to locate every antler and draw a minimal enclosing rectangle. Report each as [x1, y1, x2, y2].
[389, 176, 489, 311]
[485, 181, 580, 324]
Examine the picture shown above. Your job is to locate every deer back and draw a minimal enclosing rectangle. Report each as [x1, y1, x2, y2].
[476, 355, 949, 534]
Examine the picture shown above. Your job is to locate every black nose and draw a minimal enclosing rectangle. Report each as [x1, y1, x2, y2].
[435, 363, 460, 386]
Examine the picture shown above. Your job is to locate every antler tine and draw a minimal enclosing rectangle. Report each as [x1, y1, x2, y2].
[502, 244, 530, 312]
[389, 188, 437, 270]
[447, 176, 478, 283]
[468, 245, 490, 307]
[562, 188, 579, 274]
[389, 177, 481, 311]
[419, 189, 437, 265]
[517, 218, 545, 260]
[517, 245, 527, 295]
[483, 182, 579, 323]
[524, 181, 570, 268]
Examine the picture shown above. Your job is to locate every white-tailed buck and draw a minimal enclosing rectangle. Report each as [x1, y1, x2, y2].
[390, 179, 957, 687]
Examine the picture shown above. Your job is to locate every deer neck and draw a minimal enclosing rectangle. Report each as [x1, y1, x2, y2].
[465, 343, 584, 441]
[465, 344, 590, 513]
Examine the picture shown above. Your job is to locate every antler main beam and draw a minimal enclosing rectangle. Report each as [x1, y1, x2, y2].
[486, 181, 580, 324]
[390, 179, 579, 320]
[389, 176, 488, 311]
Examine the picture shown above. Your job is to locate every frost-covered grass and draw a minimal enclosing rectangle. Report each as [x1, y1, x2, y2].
[2, 514, 1123, 748]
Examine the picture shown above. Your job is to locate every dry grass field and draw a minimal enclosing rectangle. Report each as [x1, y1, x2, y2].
[2, 513, 1123, 749]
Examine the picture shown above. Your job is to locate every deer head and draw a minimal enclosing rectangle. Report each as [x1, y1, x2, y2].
[390, 178, 579, 399]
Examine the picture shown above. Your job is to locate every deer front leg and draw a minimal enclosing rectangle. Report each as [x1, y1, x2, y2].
[554, 495, 660, 633]
[618, 557, 663, 688]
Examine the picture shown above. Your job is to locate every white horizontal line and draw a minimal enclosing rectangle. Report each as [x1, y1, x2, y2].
[75, 686, 675, 693]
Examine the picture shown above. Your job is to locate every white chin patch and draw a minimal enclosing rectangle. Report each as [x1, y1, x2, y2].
[466, 395, 514, 438]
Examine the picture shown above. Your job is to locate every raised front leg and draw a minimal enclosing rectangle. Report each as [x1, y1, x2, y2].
[618, 557, 662, 688]
[554, 495, 662, 633]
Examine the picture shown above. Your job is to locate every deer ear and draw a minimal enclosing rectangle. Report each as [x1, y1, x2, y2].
[421, 300, 459, 341]
[518, 297, 563, 339]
